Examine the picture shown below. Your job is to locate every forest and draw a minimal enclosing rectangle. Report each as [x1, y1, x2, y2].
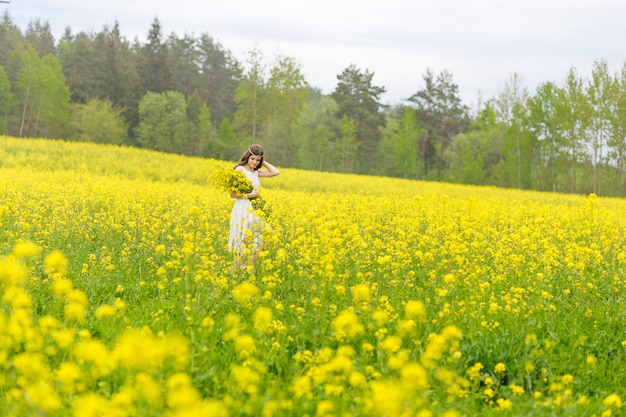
[2, 12, 626, 196]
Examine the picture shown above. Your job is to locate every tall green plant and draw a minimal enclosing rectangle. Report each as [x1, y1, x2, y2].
[409, 69, 470, 179]
[71, 99, 127, 144]
[587, 60, 613, 195]
[234, 46, 265, 144]
[294, 96, 339, 171]
[332, 64, 386, 174]
[395, 107, 420, 178]
[11, 44, 70, 138]
[136, 91, 188, 153]
[0, 67, 15, 134]
[609, 64, 626, 196]
[261, 55, 309, 167]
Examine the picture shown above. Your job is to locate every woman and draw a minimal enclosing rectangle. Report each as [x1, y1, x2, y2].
[228, 144, 279, 264]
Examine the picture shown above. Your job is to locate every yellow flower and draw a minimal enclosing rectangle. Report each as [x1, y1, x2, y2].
[51, 278, 74, 299]
[494, 362, 506, 374]
[72, 393, 107, 417]
[51, 328, 76, 349]
[231, 365, 261, 395]
[12, 241, 41, 259]
[94, 304, 117, 319]
[586, 354, 597, 366]
[135, 373, 162, 405]
[369, 380, 404, 417]
[252, 306, 273, 332]
[405, 300, 426, 321]
[166, 373, 201, 409]
[292, 375, 312, 399]
[4, 286, 31, 309]
[497, 398, 512, 410]
[397, 319, 417, 336]
[39, 315, 61, 334]
[315, 400, 334, 417]
[466, 362, 484, 381]
[0, 255, 27, 286]
[24, 381, 62, 413]
[44, 250, 68, 276]
[234, 334, 256, 358]
[56, 362, 81, 394]
[604, 393, 623, 408]
[113, 328, 189, 371]
[381, 335, 402, 355]
[351, 283, 371, 303]
[72, 339, 114, 378]
[232, 282, 260, 307]
[348, 371, 366, 387]
[65, 301, 87, 324]
[332, 310, 364, 340]
[510, 384, 525, 395]
[209, 167, 254, 196]
[371, 309, 390, 326]
[401, 362, 429, 391]
[13, 352, 50, 381]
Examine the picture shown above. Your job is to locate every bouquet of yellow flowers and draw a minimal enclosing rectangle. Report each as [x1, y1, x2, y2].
[209, 167, 253, 196]
[208, 167, 270, 215]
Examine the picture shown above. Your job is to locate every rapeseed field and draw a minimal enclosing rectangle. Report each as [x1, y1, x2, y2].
[1, 136, 626, 416]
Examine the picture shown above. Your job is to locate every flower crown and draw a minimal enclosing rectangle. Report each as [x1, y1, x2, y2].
[248, 148, 264, 157]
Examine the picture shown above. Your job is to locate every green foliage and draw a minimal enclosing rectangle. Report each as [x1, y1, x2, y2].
[185, 92, 211, 157]
[70, 99, 127, 144]
[338, 115, 357, 173]
[196, 33, 241, 125]
[10, 44, 71, 138]
[136, 91, 188, 153]
[24, 19, 56, 56]
[138, 17, 173, 94]
[218, 117, 239, 160]
[196, 103, 214, 157]
[0, 67, 15, 134]
[409, 68, 470, 179]
[294, 96, 339, 171]
[527, 81, 564, 192]
[261, 55, 309, 167]
[58, 31, 98, 103]
[0, 11, 24, 67]
[234, 46, 265, 143]
[332, 64, 386, 173]
[395, 107, 420, 178]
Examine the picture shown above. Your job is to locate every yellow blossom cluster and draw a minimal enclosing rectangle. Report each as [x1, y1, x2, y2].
[2, 136, 626, 415]
[0, 244, 226, 416]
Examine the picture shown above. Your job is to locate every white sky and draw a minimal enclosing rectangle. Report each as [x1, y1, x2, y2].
[3, 0, 626, 108]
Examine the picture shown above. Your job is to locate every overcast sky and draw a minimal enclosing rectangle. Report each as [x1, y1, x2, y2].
[3, 0, 626, 108]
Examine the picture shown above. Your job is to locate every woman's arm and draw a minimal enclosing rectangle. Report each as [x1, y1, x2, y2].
[231, 189, 259, 199]
[259, 161, 280, 177]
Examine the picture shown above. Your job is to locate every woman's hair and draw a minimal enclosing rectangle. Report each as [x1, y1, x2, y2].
[235, 144, 265, 170]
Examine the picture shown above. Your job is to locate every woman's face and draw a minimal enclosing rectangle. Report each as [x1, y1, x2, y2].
[247, 155, 262, 168]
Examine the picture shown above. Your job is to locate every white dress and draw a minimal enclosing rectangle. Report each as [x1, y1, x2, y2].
[228, 166, 262, 255]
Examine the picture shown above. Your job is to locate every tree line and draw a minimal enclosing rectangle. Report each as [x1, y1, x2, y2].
[2, 12, 626, 196]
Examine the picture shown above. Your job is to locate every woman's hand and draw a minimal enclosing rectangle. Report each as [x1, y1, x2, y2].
[248, 188, 260, 199]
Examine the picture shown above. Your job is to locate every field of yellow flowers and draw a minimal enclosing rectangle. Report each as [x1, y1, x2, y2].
[1, 135, 626, 416]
